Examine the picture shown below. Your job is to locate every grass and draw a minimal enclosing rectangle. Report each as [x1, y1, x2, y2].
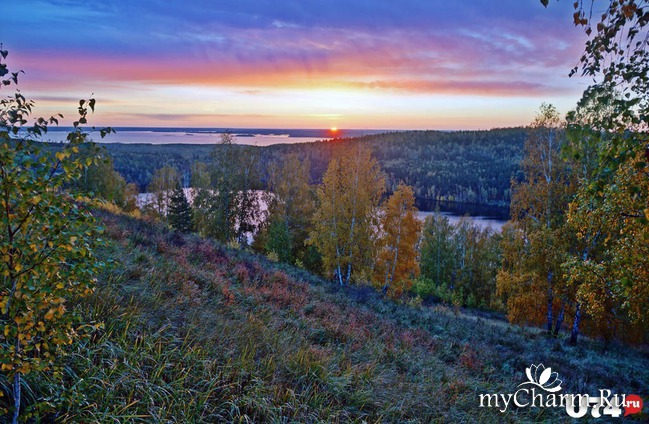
[11, 209, 647, 423]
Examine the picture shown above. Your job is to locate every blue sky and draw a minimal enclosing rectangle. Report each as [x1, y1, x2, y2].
[2, 0, 589, 129]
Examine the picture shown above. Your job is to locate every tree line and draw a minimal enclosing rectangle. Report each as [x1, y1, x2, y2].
[93, 126, 526, 208]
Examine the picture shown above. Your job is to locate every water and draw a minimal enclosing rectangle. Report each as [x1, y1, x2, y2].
[40, 127, 388, 146]
[416, 210, 506, 232]
[415, 199, 509, 232]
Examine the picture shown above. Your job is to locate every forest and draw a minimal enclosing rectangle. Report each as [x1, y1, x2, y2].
[1, 0, 649, 421]
[95, 126, 526, 207]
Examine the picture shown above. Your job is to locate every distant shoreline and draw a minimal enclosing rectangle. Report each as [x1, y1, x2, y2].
[37, 127, 395, 146]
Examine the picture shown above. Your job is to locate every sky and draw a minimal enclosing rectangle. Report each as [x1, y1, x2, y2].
[2, 0, 589, 130]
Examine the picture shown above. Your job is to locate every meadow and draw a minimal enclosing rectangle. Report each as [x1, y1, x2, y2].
[21, 208, 645, 422]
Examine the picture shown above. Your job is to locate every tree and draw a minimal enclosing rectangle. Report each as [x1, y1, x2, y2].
[75, 148, 128, 206]
[451, 217, 501, 309]
[123, 182, 139, 213]
[264, 217, 292, 263]
[419, 212, 456, 296]
[542, 0, 649, 343]
[373, 184, 422, 298]
[562, 87, 649, 342]
[308, 145, 385, 285]
[497, 105, 576, 337]
[147, 166, 179, 221]
[168, 184, 193, 233]
[264, 154, 315, 265]
[0, 49, 110, 422]
[418, 213, 501, 309]
[190, 161, 213, 235]
[194, 133, 262, 246]
[233, 144, 263, 247]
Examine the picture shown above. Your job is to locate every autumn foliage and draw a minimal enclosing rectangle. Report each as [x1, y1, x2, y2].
[1, 49, 109, 421]
[373, 184, 422, 298]
[308, 145, 384, 285]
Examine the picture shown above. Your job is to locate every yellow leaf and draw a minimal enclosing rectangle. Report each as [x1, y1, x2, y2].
[14, 263, 22, 272]
[44, 309, 55, 321]
[55, 152, 65, 161]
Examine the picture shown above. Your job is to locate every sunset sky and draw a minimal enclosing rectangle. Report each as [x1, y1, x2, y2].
[3, 0, 588, 130]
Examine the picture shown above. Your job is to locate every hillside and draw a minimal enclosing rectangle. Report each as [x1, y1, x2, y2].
[31, 210, 647, 422]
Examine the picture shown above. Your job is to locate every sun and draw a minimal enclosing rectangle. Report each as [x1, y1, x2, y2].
[330, 127, 338, 133]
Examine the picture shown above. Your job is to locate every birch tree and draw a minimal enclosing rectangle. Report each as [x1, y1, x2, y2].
[193, 133, 262, 245]
[542, 0, 649, 343]
[373, 184, 422, 298]
[497, 104, 576, 336]
[1, 49, 109, 422]
[309, 145, 384, 285]
[147, 166, 180, 221]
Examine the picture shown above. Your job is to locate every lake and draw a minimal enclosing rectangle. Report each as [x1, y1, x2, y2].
[415, 199, 509, 232]
[40, 127, 388, 146]
[416, 211, 506, 232]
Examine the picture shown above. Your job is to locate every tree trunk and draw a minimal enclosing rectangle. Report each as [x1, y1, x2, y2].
[553, 303, 565, 337]
[570, 302, 581, 345]
[335, 264, 343, 286]
[546, 272, 554, 333]
[12, 370, 21, 424]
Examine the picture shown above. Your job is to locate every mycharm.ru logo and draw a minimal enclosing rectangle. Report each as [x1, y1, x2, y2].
[479, 364, 644, 418]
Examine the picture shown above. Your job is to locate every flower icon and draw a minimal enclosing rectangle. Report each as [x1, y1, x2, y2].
[519, 364, 562, 392]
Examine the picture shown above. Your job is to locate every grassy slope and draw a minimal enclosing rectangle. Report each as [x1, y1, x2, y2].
[55, 210, 647, 423]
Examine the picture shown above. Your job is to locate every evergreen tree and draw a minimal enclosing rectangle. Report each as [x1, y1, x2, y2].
[168, 185, 193, 233]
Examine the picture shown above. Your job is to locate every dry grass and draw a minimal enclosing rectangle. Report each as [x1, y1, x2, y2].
[7, 209, 646, 423]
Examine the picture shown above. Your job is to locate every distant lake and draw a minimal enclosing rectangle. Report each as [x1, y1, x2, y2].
[415, 199, 509, 232]
[40, 127, 389, 146]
